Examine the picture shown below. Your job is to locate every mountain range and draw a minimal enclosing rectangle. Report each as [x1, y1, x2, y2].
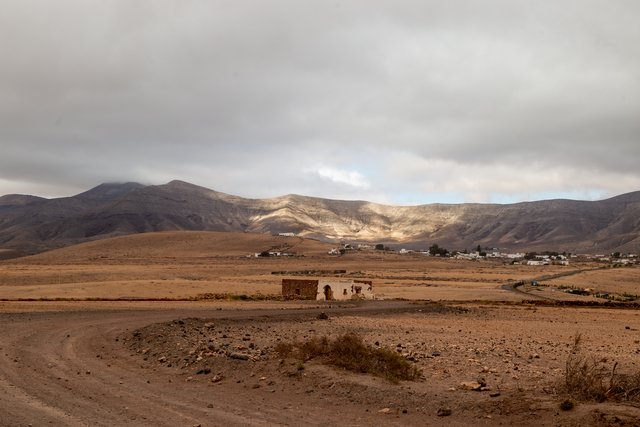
[1, 180, 639, 257]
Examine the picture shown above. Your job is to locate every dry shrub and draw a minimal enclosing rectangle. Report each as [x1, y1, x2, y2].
[274, 341, 294, 357]
[565, 334, 640, 403]
[276, 332, 421, 382]
[275, 336, 330, 361]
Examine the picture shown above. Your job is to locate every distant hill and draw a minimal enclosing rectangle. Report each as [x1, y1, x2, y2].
[15, 231, 334, 264]
[0, 194, 46, 207]
[0, 180, 638, 256]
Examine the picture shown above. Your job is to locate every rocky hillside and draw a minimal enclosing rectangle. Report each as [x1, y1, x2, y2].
[0, 180, 638, 255]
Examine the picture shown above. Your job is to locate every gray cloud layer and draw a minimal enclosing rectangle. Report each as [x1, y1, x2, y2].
[1, 1, 639, 203]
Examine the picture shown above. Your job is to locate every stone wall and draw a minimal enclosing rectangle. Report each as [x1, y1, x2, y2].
[282, 278, 375, 301]
[281, 279, 319, 299]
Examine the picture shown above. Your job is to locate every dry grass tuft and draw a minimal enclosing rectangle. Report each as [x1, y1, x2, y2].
[564, 334, 640, 403]
[276, 332, 421, 383]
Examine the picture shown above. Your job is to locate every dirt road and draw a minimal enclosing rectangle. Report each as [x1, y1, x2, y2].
[0, 301, 425, 427]
[3, 300, 640, 426]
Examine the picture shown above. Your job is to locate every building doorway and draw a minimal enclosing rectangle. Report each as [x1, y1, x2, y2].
[323, 285, 333, 301]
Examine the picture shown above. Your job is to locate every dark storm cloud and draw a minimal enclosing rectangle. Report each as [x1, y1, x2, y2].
[1, 0, 639, 203]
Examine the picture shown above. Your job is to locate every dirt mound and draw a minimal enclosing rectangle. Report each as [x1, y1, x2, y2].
[122, 303, 640, 425]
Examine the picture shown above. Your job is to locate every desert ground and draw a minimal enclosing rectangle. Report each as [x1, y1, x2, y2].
[1, 231, 640, 426]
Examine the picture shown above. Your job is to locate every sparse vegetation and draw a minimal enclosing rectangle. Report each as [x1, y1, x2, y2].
[564, 334, 640, 403]
[429, 244, 449, 257]
[275, 332, 421, 383]
[620, 293, 639, 302]
[191, 293, 282, 301]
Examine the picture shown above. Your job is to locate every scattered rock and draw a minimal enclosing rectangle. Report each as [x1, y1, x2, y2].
[437, 408, 452, 417]
[317, 312, 329, 320]
[229, 352, 250, 360]
[459, 381, 483, 391]
[560, 399, 575, 411]
[378, 408, 392, 414]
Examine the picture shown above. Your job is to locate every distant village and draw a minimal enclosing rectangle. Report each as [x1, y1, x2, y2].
[258, 232, 639, 267]
[326, 242, 638, 267]
[257, 233, 639, 302]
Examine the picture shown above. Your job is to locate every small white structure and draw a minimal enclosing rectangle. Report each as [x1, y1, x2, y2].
[281, 278, 373, 301]
[455, 252, 481, 260]
[317, 279, 374, 301]
[506, 253, 525, 259]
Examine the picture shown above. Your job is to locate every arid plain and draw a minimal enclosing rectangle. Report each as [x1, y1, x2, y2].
[1, 231, 640, 426]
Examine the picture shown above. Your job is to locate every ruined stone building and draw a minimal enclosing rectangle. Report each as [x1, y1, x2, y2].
[282, 278, 374, 301]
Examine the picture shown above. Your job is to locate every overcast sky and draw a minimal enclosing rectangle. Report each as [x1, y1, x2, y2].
[1, 1, 639, 204]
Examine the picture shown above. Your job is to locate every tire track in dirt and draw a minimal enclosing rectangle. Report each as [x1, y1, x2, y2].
[0, 309, 281, 426]
[0, 302, 418, 426]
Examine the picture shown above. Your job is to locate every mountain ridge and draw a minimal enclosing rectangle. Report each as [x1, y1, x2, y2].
[0, 181, 638, 256]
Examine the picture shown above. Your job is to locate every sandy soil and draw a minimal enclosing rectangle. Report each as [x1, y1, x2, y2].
[543, 268, 640, 297]
[1, 300, 640, 426]
[0, 231, 611, 302]
[1, 232, 640, 425]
